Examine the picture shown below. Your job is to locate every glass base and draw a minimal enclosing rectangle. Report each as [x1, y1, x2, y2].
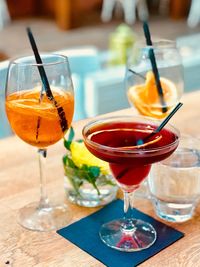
[153, 198, 194, 222]
[99, 218, 157, 252]
[18, 202, 71, 231]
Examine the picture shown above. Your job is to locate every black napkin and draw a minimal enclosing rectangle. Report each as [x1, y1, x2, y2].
[57, 199, 184, 267]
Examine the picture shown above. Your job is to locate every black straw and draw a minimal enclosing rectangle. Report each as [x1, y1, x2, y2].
[117, 102, 183, 179]
[153, 102, 183, 133]
[128, 69, 145, 80]
[26, 27, 68, 133]
[137, 102, 183, 145]
[143, 21, 153, 46]
[148, 48, 167, 113]
[142, 22, 167, 113]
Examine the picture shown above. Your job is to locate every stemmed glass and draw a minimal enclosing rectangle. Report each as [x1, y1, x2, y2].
[5, 54, 74, 231]
[83, 115, 179, 251]
[125, 40, 184, 198]
[125, 39, 184, 119]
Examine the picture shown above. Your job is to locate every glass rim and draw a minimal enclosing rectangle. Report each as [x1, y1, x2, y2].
[135, 38, 176, 49]
[82, 115, 180, 155]
[158, 133, 200, 167]
[9, 53, 69, 67]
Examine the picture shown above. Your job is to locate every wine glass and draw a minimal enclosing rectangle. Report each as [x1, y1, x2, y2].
[125, 39, 183, 199]
[83, 115, 179, 251]
[5, 54, 74, 231]
[125, 39, 184, 119]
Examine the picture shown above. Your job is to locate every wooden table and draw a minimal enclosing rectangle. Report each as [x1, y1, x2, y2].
[0, 91, 200, 267]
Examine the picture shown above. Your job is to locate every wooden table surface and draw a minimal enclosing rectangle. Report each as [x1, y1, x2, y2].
[1, 91, 200, 267]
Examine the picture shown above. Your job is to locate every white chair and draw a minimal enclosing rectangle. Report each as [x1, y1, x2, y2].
[187, 0, 200, 28]
[101, 0, 148, 24]
[0, 0, 10, 29]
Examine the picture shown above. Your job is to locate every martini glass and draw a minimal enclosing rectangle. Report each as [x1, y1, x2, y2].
[5, 54, 74, 231]
[83, 115, 179, 251]
[125, 39, 184, 119]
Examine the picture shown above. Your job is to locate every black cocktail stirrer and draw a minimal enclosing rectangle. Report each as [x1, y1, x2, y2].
[143, 21, 153, 46]
[148, 48, 167, 113]
[116, 102, 183, 180]
[128, 69, 145, 80]
[143, 21, 167, 113]
[127, 21, 152, 82]
[26, 27, 68, 133]
[137, 102, 183, 146]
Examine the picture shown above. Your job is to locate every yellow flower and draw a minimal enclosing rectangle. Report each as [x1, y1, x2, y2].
[70, 141, 109, 175]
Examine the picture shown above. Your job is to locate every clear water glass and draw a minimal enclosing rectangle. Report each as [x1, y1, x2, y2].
[149, 135, 200, 222]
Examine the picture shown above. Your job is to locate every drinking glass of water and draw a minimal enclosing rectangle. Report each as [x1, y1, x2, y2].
[149, 134, 200, 222]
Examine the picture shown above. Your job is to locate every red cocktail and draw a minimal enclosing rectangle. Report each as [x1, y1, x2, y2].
[83, 115, 179, 251]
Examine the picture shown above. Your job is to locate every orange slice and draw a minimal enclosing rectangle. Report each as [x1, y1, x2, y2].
[119, 134, 162, 150]
[127, 71, 178, 118]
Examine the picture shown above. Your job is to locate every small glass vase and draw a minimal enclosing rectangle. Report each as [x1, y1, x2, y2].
[64, 165, 118, 207]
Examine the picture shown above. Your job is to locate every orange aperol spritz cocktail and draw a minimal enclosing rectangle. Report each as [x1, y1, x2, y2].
[6, 87, 74, 147]
[5, 54, 74, 231]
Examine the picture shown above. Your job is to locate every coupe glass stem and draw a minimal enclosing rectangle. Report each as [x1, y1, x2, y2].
[38, 148, 50, 209]
[123, 191, 135, 230]
[122, 190, 146, 249]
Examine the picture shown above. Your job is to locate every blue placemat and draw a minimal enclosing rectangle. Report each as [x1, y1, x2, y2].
[57, 199, 184, 267]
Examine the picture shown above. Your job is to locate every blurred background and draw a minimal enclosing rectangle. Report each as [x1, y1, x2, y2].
[0, 0, 198, 59]
[1, 0, 200, 138]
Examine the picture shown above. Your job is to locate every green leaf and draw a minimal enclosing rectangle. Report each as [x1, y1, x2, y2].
[66, 157, 77, 169]
[77, 139, 83, 143]
[68, 127, 75, 142]
[63, 155, 68, 165]
[79, 165, 101, 195]
[80, 164, 89, 171]
[64, 139, 71, 151]
[64, 127, 75, 151]
[63, 156, 114, 196]
[88, 166, 100, 178]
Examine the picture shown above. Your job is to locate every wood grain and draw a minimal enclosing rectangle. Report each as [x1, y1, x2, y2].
[0, 91, 200, 267]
